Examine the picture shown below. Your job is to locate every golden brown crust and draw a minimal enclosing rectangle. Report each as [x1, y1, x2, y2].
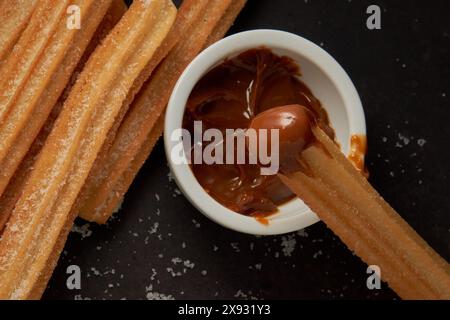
[0, 0, 38, 64]
[78, 0, 248, 224]
[204, 0, 247, 48]
[0, 0, 176, 299]
[0, 0, 116, 231]
[76, 0, 209, 222]
[279, 127, 450, 299]
[25, 0, 128, 299]
[89, 0, 249, 224]
[0, 0, 115, 197]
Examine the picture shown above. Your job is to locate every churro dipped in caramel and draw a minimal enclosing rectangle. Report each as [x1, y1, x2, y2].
[249, 104, 450, 299]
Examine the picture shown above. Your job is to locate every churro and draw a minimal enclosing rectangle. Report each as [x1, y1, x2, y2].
[89, 113, 166, 223]
[79, 0, 247, 224]
[0, 0, 176, 299]
[9, 2, 129, 298]
[0, 0, 114, 198]
[0, 0, 38, 64]
[0, 0, 127, 233]
[251, 106, 450, 299]
[0, 0, 68, 128]
[204, 0, 247, 48]
[74, 0, 209, 221]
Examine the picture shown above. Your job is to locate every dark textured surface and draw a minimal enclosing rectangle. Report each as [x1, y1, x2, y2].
[43, 0, 449, 300]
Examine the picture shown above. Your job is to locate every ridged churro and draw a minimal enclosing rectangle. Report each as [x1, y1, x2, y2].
[0, 0, 69, 129]
[79, 0, 247, 224]
[19, 2, 128, 299]
[0, 0, 176, 299]
[75, 0, 210, 221]
[0, 0, 114, 198]
[91, 112, 166, 223]
[204, 0, 247, 48]
[259, 107, 450, 299]
[92, 0, 249, 223]
[0, 0, 127, 233]
[0, 0, 38, 64]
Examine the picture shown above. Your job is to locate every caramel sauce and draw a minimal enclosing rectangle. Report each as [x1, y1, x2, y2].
[183, 48, 335, 219]
[255, 216, 270, 226]
[348, 134, 369, 177]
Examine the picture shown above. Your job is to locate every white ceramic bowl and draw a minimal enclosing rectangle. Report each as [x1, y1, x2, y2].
[164, 30, 366, 235]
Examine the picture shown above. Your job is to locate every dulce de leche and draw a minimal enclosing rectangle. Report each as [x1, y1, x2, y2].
[183, 48, 335, 218]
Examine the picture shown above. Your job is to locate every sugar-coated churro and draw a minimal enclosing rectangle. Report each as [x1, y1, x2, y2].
[0, 0, 38, 64]
[0, 0, 176, 299]
[204, 0, 247, 48]
[79, 0, 247, 224]
[90, 0, 248, 224]
[0, 0, 114, 198]
[89, 113, 166, 224]
[0, 0, 127, 233]
[20, 1, 128, 299]
[75, 0, 209, 221]
[0, 0, 69, 128]
[264, 108, 450, 299]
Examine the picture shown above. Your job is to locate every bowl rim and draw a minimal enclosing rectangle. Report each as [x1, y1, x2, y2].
[164, 29, 366, 235]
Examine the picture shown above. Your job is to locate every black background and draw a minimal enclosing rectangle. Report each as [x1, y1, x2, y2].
[43, 0, 450, 300]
